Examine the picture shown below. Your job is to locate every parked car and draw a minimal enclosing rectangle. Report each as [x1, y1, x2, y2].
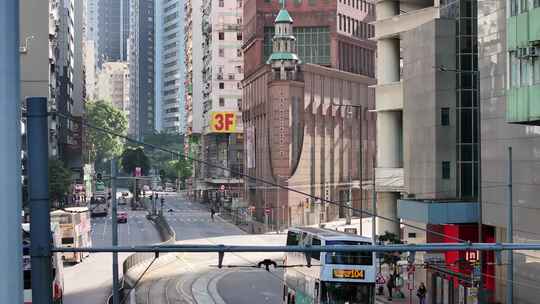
[117, 211, 128, 223]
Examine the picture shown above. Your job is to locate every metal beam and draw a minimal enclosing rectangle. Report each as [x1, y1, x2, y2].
[52, 243, 540, 253]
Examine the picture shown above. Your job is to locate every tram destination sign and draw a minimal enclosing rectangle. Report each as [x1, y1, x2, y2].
[332, 269, 365, 280]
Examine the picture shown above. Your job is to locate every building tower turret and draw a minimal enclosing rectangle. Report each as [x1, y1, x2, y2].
[266, 1, 300, 80]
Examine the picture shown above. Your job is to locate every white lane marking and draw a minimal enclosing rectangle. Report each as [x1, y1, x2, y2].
[102, 217, 108, 240]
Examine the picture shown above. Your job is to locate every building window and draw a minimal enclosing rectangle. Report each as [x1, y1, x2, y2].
[534, 57, 540, 84]
[219, 48, 225, 57]
[237, 32, 243, 40]
[521, 57, 532, 86]
[219, 98, 225, 107]
[219, 32, 225, 40]
[442, 161, 451, 179]
[520, 0, 528, 12]
[338, 14, 342, 31]
[408, 233, 417, 238]
[237, 49, 242, 57]
[237, 0, 242, 8]
[441, 108, 450, 126]
[510, 52, 520, 88]
[219, 82, 224, 89]
[510, 0, 519, 15]
[219, 0, 224, 7]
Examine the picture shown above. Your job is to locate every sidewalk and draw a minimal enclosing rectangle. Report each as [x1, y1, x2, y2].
[376, 289, 422, 304]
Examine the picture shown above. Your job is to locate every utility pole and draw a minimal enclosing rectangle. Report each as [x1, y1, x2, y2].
[111, 160, 119, 304]
[372, 156, 377, 244]
[27, 97, 52, 304]
[277, 176, 281, 233]
[507, 147, 513, 304]
[0, 1, 22, 302]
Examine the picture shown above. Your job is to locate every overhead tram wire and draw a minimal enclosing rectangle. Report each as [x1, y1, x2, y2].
[55, 111, 473, 243]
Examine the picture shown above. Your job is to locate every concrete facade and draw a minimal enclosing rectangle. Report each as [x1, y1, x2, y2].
[242, 63, 376, 229]
[96, 62, 130, 115]
[479, 1, 540, 303]
[242, 0, 376, 78]
[196, 0, 245, 198]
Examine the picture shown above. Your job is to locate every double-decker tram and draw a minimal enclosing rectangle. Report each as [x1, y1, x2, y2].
[283, 227, 375, 304]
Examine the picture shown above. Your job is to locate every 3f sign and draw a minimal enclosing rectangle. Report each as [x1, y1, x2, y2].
[211, 112, 237, 133]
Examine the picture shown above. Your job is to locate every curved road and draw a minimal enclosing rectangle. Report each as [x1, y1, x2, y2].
[130, 194, 287, 304]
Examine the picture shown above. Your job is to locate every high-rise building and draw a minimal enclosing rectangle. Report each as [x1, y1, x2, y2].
[195, 0, 245, 199]
[20, 0, 87, 185]
[155, 0, 185, 134]
[128, 0, 155, 139]
[479, 1, 540, 303]
[184, 0, 205, 194]
[374, 0, 491, 302]
[243, 0, 376, 77]
[96, 62, 130, 112]
[242, 3, 376, 231]
[97, 0, 130, 66]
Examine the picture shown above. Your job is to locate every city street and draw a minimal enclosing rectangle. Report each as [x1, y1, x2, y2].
[63, 203, 162, 304]
[127, 193, 287, 304]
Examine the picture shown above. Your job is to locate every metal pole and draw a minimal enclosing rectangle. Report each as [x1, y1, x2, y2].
[111, 160, 119, 304]
[506, 147, 513, 304]
[277, 176, 281, 233]
[359, 105, 363, 236]
[0, 1, 22, 300]
[27, 97, 52, 304]
[372, 155, 377, 244]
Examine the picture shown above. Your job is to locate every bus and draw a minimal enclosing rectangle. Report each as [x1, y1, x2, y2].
[23, 223, 64, 304]
[283, 227, 376, 304]
[50, 207, 92, 263]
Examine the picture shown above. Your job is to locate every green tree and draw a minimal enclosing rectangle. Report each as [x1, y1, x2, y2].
[144, 132, 184, 178]
[378, 232, 403, 274]
[86, 100, 128, 168]
[49, 159, 72, 205]
[120, 146, 151, 176]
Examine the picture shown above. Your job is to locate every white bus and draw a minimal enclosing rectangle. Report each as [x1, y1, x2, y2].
[283, 227, 376, 304]
[23, 223, 64, 304]
[50, 207, 92, 263]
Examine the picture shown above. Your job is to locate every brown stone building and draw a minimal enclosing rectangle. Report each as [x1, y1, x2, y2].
[242, 5, 376, 230]
[243, 0, 376, 77]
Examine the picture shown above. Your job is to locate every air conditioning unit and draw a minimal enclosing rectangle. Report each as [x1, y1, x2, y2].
[529, 46, 540, 57]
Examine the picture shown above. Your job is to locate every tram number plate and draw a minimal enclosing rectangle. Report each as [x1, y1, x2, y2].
[333, 269, 365, 279]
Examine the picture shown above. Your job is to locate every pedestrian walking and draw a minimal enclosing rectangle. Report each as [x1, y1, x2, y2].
[417, 282, 427, 304]
[386, 274, 395, 301]
[210, 207, 216, 222]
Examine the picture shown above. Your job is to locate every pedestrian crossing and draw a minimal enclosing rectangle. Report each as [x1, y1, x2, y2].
[166, 217, 215, 224]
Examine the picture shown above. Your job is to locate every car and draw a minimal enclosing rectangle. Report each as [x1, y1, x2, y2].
[117, 211, 128, 223]
[165, 187, 173, 192]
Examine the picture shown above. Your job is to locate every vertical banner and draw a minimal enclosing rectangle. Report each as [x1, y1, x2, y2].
[246, 126, 255, 169]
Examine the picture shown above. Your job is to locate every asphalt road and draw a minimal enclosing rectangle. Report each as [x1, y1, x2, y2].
[132, 193, 287, 304]
[63, 203, 162, 304]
